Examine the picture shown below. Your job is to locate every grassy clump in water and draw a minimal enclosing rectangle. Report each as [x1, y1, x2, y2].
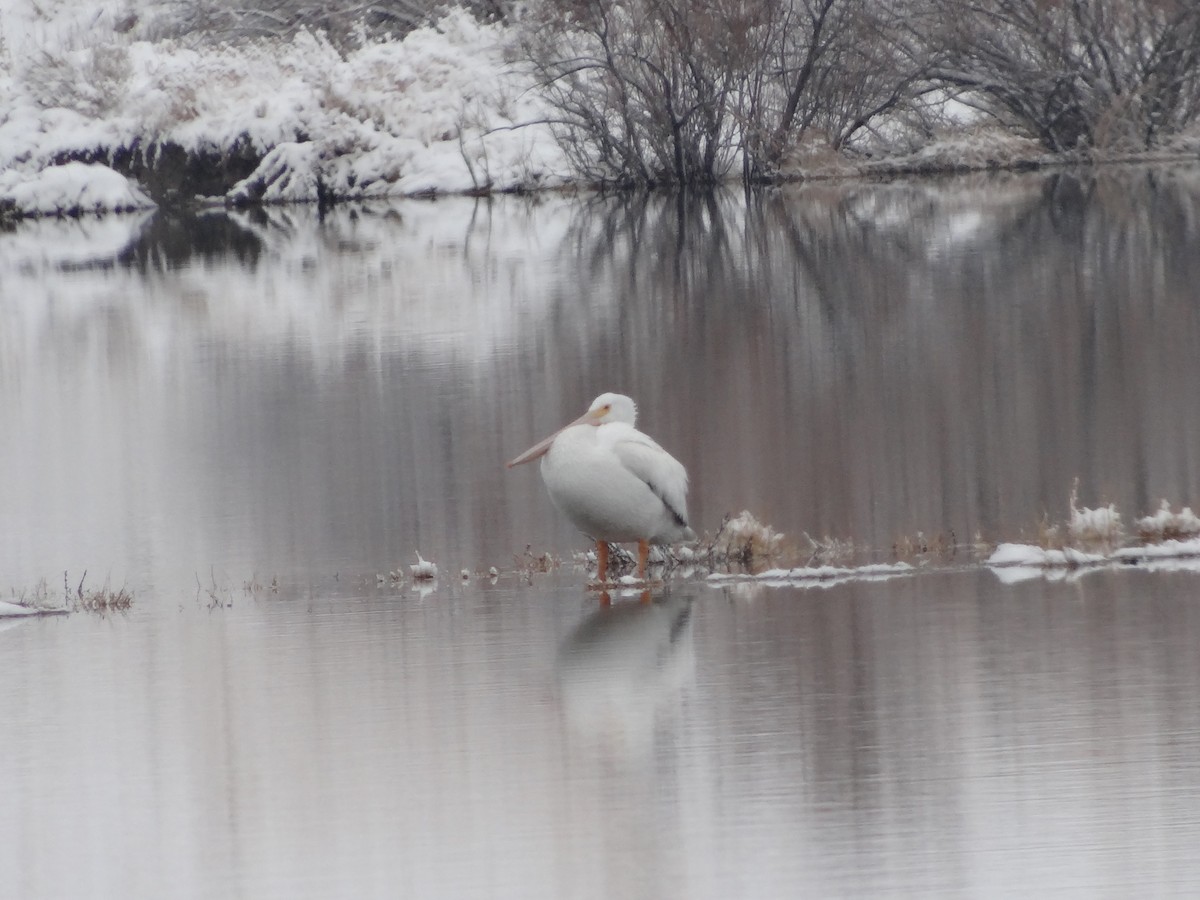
[7, 577, 59, 611]
[4, 570, 133, 614]
[67, 570, 133, 613]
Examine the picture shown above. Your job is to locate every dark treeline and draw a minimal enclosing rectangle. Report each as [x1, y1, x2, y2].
[522, 0, 1200, 186]
[144, 0, 1200, 187]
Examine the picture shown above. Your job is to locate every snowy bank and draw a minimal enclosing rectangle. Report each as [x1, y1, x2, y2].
[0, 7, 568, 216]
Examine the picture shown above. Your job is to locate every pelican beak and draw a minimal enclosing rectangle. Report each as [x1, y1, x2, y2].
[506, 432, 557, 468]
[506, 410, 597, 468]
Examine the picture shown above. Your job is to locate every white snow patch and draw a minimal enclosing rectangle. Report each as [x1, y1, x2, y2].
[1114, 538, 1200, 562]
[0, 599, 68, 617]
[987, 543, 1053, 568]
[988, 536, 1200, 581]
[987, 543, 1108, 569]
[410, 551, 438, 580]
[0, 600, 43, 617]
[707, 561, 914, 589]
[0, 162, 154, 215]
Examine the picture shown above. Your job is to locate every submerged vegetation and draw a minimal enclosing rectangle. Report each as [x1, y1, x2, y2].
[3, 570, 133, 615]
[583, 489, 1200, 583]
[8, 490, 1200, 611]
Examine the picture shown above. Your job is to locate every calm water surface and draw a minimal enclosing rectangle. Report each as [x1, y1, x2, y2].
[3, 167, 1200, 896]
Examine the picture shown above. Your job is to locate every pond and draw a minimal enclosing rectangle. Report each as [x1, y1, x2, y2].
[3, 166, 1200, 896]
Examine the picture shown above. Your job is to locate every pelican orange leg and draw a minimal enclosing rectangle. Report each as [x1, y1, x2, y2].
[596, 540, 609, 584]
[637, 540, 649, 581]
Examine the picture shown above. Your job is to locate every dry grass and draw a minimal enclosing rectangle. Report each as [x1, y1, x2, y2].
[803, 534, 858, 566]
[1135, 500, 1200, 543]
[1065, 482, 1124, 551]
[66, 570, 132, 612]
[5, 571, 133, 614]
[76, 583, 134, 613]
[891, 530, 962, 561]
[516, 545, 559, 577]
[8, 577, 58, 611]
[699, 510, 789, 571]
[242, 574, 280, 594]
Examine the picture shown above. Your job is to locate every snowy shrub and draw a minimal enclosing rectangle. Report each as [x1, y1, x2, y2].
[1066, 484, 1124, 551]
[1136, 501, 1200, 543]
[227, 142, 322, 204]
[710, 511, 786, 567]
[23, 42, 132, 116]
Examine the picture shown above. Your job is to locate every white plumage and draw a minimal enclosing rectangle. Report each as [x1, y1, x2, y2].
[507, 393, 695, 582]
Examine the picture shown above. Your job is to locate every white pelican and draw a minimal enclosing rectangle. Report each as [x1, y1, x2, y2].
[507, 393, 696, 582]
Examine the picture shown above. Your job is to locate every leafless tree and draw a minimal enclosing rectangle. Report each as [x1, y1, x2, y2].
[929, 0, 1200, 151]
[738, 0, 942, 178]
[524, 0, 940, 186]
[522, 0, 747, 185]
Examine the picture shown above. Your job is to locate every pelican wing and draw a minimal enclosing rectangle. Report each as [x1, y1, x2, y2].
[604, 426, 690, 528]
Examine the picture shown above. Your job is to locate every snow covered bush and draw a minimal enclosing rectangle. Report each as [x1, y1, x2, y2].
[1136, 501, 1200, 543]
[1, 3, 567, 211]
[1066, 483, 1123, 551]
[23, 43, 133, 117]
[710, 511, 786, 567]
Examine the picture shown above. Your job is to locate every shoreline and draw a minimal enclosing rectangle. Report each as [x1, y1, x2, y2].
[5, 139, 1199, 225]
[4, 5, 1198, 224]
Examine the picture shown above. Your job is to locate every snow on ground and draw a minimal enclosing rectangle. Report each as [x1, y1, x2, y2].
[986, 535, 1200, 584]
[1116, 538, 1200, 562]
[0, 599, 42, 616]
[985, 494, 1200, 579]
[0, 160, 153, 214]
[986, 543, 1109, 570]
[0, 599, 68, 617]
[707, 561, 914, 589]
[0, 3, 568, 214]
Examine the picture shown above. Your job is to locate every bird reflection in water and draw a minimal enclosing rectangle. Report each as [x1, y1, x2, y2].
[555, 589, 695, 758]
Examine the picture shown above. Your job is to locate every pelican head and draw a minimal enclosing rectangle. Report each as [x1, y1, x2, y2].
[506, 392, 637, 468]
[585, 392, 637, 427]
